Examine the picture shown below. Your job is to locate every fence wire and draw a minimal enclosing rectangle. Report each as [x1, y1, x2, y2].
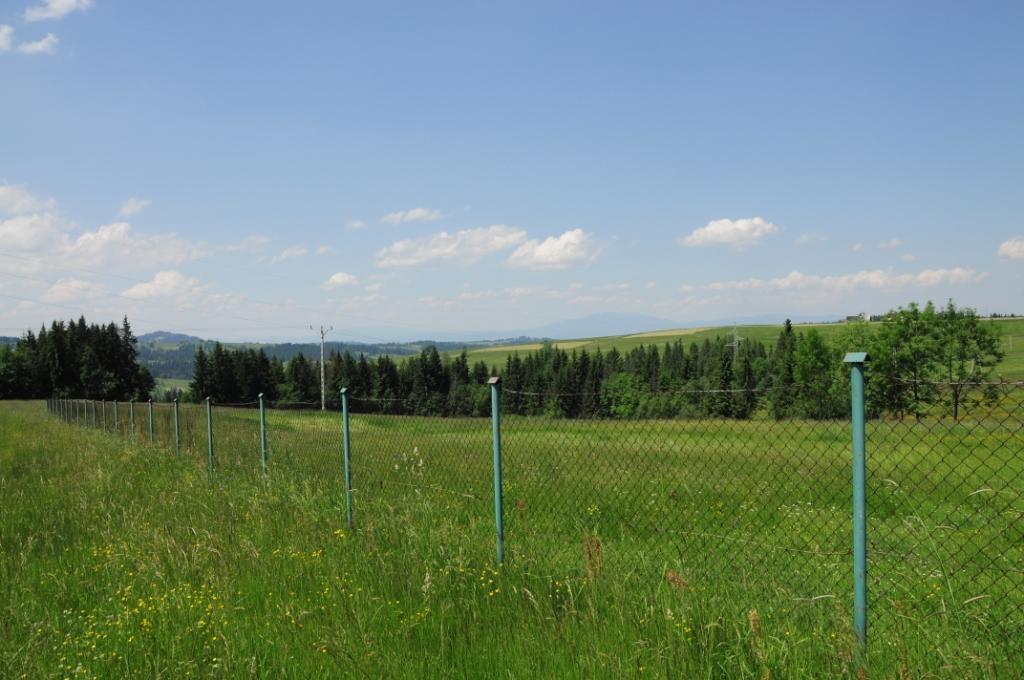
[44, 380, 1024, 664]
[867, 381, 1024, 658]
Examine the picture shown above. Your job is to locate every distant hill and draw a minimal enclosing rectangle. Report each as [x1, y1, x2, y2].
[0, 336, 18, 347]
[134, 332, 487, 380]
[457, 317, 1024, 380]
[137, 331, 206, 346]
[526, 313, 680, 340]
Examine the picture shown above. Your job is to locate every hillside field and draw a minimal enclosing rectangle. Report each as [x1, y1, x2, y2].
[457, 318, 1024, 379]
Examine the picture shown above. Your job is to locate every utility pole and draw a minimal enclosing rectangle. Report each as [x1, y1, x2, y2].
[311, 324, 333, 411]
[726, 324, 744, 359]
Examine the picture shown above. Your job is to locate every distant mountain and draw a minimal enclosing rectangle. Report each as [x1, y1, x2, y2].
[0, 336, 17, 347]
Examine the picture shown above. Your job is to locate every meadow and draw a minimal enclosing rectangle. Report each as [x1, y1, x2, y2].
[2, 396, 1022, 678]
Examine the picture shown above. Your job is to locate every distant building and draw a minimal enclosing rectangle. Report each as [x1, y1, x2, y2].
[845, 313, 865, 322]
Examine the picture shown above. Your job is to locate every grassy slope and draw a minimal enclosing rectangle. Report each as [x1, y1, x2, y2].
[3, 401, 1021, 677]
[459, 319, 1024, 379]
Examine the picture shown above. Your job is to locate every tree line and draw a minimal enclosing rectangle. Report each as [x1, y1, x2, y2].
[0, 317, 155, 400]
[182, 300, 1005, 420]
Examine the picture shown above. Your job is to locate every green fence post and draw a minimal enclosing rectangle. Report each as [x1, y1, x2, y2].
[488, 377, 505, 564]
[129, 400, 136, 438]
[173, 399, 181, 456]
[113, 400, 119, 433]
[206, 397, 215, 481]
[844, 352, 870, 652]
[340, 388, 353, 528]
[101, 400, 107, 432]
[258, 393, 268, 482]
[148, 399, 155, 442]
[92, 400, 97, 428]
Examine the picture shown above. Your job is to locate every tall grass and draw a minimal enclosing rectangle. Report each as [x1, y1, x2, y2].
[2, 400, 1020, 677]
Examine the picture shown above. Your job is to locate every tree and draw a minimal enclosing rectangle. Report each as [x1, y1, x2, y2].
[935, 300, 1004, 420]
[793, 329, 840, 419]
[767, 320, 797, 418]
[190, 346, 211, 402]
[870, 302, 939, 418]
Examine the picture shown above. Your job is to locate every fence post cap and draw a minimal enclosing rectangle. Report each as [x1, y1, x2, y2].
[205, 396, 211, 403]
[843, 352, 870, 363]
[258, 392, 264, 399]
[339, 387, 348, 395]
[487, 376, 501, 385]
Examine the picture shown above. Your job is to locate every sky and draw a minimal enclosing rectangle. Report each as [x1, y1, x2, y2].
[2, 0, 1023, 342]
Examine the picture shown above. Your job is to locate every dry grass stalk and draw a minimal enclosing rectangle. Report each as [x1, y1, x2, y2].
[582, 529, 603, 578]
[663, 569, 689, 591]
[748, 608, 769, 678]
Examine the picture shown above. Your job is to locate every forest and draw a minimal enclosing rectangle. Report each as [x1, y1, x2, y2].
[185, 300, 1003, 420]
[0, 301, 1004, 419]
[0, 317, 154, 401]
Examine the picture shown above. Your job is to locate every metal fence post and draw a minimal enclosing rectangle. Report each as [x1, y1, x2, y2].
[844, 352, 870, 652]
[489, 376, 505, 564]
[173, 399, 181, 456]
[92, 400, 97, 428]
[340, 388, 353, 527]
[258, 393, 268, 481]
[113, 400, 119, 433]
[148, 399, 155, 442]
[206, 397, 215, 481]
[129, 399, 136, 438]
[101, 400, 107, 431]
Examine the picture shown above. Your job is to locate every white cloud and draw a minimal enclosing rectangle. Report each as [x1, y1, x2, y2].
[0, 211, 65, 250]
[380, 207, 442, 225]
[681, 217, 778, 249]
[795, 232, 827, 246]
[852, 243, 863, 252]
[998, 237, 1024, 260]
[270, 245, 308, 264]
[222, 234, 270, 253]
[119, 197, 151, 217]
[878, 238, 902, 250]
[316, 245, 332, 256]
[375, 225, 526, 267]
[121, 271, 201, 299]
[17, 33, 59, 55]
[70, 222, 204, 270]
[42, 278, 105, 303]
[323, 272, 358, 289]
[0, 25, 13, 52]
[901, 253, 915, 262]
[701, 267, 985, 293]
[24, 0, 93, 22]
[345, 219, 366, 231]
[2, 185, 206, 275]
[0, 183, 55, 215]
[506, 229, 598, 270]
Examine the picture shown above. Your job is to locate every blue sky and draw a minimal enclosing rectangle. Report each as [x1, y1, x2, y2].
[2, 0, 1023, 341]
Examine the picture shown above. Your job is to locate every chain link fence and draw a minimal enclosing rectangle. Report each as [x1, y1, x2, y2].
[44, 373, 1024, 665]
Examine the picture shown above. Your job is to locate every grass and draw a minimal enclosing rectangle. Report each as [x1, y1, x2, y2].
[458, 318, 1024, 380]
[154, 377, 190, 395]
[2, 399, 1022, 677]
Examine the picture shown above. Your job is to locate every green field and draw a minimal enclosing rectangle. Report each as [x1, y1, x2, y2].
[154, 377, 190, 395]
[460, 318, 1024, 380]
[2, 399, 1022, 677]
